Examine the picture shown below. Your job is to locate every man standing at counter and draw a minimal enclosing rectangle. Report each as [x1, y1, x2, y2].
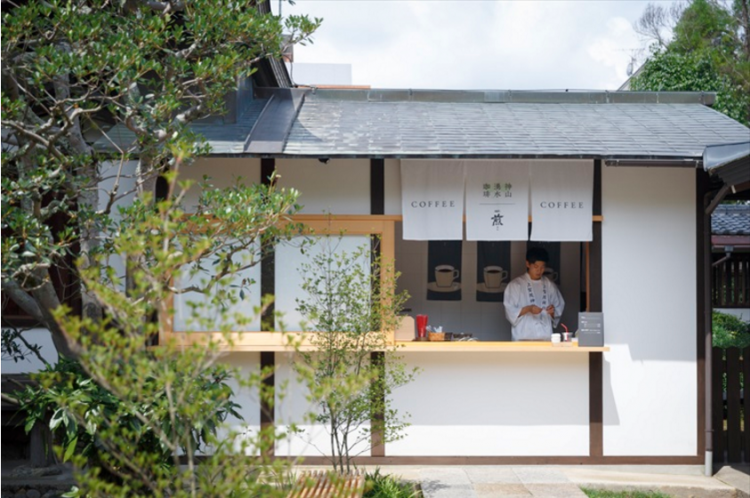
[503, 247, 565, 341]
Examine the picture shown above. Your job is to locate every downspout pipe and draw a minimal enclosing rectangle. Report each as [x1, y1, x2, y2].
[703, 184, 729, 476]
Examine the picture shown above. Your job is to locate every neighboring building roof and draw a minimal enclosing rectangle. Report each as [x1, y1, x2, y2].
[712, 204, 750, 236]
[94, 88, 750, 162]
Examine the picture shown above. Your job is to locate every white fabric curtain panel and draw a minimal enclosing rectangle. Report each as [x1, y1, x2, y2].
[530, 160, 594, 242]
[401, 160, 465, 240]
[465, 160, 530, 241]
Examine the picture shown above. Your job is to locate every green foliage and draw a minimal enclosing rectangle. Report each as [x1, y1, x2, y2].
[712, 310, 750, 348]
[17, 357, 241, 468]
[294, 238, 419, 473]
[364, 469, 421, 498]
[630, 0, 750, 127]
[581, 488, 672, 498]
[671, 0, 737, 54]
[14, 191, 302, 497]
[1, 0, 320, 356]
[631, 48, 750, 126]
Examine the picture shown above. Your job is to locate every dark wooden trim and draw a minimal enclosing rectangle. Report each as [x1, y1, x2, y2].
[589, 181, 603, 313]
[155, 175, 169, 201]
[744, 346, 750, 464]
[725, 348, 741, 462]
[711, 347, 725, 462]
[370, 159, 385, 215]
[370, 158, 387, 457]
[589, 352, 603, 457]
[281, 455, 704, 465]
[0, 316, 44, 329]
[593, 160, 602, 217]
[588, 161, 604, 457]
[260, 351, 275, 458]
[260, 158, 276, 331]
[259, 160, 277, 457]
[261, 158, 277, 186]
[696, 168, 710, 458]
[370, 352, 386, 457]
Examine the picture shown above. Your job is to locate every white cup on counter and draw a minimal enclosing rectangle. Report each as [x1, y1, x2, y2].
[551, 333, 561, 345]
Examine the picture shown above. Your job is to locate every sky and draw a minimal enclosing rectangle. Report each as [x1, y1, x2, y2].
[278, 0, 675, 90]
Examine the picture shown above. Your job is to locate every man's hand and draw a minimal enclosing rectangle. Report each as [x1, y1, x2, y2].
[545, 305, 555, 317]
[522, 305, 544, 316]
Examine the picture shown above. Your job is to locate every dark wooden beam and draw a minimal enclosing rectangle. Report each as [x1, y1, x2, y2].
[589, 159, 603, 457]
[260, 351, 275, 459]
[370, 158, 386, 457]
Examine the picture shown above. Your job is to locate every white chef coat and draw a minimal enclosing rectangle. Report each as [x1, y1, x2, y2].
[503, 272, 565, 341]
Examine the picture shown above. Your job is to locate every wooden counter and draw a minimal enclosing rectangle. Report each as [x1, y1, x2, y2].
[395, 340, 609, 353]
[165, 332, 608, 352]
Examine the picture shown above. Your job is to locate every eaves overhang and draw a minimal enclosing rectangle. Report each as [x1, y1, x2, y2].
[703, 141, 750, 192]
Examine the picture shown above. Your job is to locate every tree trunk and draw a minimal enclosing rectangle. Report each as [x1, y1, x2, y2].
[54, 63, 103, 355]
[78, 162, 103, 326]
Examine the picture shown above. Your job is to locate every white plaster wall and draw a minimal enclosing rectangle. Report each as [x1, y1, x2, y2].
[99, 160, 139, 287]
[1, 328, 59, 373]
[388, 352, 590, 456]
[172, 158, 264, 331]
[274, 352, 361, 457]
[219, 353, 262, 453]
[275, 235, 370, 332]
[601, 166, 697, 456]
[172, 246, 262, 332]
[276, 159, 370, 214]
[178, 158, 261, 210]
[384, 159, 402, 215]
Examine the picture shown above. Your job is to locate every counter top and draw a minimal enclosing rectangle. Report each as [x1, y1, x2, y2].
[164, 332, 609, 352]
[395, 341, 609, 353]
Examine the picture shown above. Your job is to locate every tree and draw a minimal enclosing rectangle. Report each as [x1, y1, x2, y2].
[1, 0, 320, 358]
[14, 190, 301, 496]
[293, 239, 418, 473]
[631, 0, 750, 126]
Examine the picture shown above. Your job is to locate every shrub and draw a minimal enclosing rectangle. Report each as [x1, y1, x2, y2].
[713, 311, 750, 349]
[364, 469, 421, 498]
[17, 357, 241, 472]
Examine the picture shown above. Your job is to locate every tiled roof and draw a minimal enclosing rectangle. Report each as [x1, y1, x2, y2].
[92, 98, 269, 155]
[712, 205, 750, 236]
[91, 89, 750, 160]
[283, 96, 750, 158]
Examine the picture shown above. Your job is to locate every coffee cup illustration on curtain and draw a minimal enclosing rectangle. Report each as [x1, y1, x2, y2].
[427, 241, 462, 301]
[477, 241, 511, 302]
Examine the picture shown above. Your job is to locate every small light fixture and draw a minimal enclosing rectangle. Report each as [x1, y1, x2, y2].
[318, 157, 330, 164]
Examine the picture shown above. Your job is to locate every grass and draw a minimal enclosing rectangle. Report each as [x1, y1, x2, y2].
[581, 488, 673, 498]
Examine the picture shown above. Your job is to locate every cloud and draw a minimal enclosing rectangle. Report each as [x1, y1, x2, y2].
[286, 0, 651, 90]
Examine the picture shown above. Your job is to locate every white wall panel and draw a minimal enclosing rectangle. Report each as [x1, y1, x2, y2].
[388, 353, 589, 456]
[276, 159, 370, 214]
[274, 352, 348, 457]
[99, 160, 138, 288]
[179, 158, 261, 210]
[384, 159, 402, 215]
[1, 328, 59, 373]
[275, 236, 370, 331]
[602, 166, 697, 456]
[218, 353, 262, 454]
[173, 246, 262, 332]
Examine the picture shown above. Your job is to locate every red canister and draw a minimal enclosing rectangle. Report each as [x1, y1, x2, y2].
[416, 315, 428, 339]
